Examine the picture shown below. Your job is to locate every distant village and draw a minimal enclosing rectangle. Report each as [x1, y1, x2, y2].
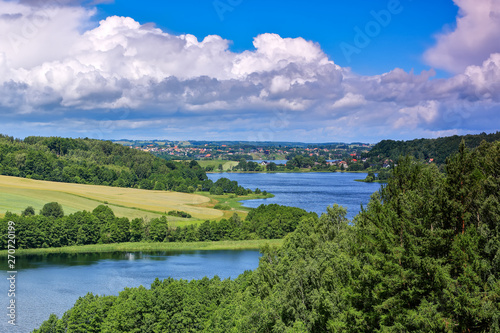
[113, 140, 387, 170]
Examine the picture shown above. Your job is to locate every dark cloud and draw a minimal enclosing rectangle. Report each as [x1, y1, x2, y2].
[0, 13, 22, 20]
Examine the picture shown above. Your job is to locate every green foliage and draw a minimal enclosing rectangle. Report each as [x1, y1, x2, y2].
[213, 203, 231, 210]
[35, 140, 500, 332]
[21, 206, 35, 216]
[148, 216, 168, 242]
[0, 203, 307, 250]
[244, 203, 317, 239]
[40, 202, 64, 218]
[129, 218, 145, 242]
[167, 210, 192, 218]
[367, 131, 500, 165]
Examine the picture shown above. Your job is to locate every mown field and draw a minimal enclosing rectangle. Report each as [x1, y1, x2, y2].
[0, 175, 225, 226]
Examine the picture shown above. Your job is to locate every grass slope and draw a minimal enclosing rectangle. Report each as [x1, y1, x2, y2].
[0, 175, 223, 225]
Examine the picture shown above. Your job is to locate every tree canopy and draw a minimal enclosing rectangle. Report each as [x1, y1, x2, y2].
[35, 140, 500, 332]
[366, 131, 500, 165]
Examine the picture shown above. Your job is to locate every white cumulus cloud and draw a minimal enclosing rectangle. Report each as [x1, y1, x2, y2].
[424, 0, 500, 73]
[0, 0, 499, 142]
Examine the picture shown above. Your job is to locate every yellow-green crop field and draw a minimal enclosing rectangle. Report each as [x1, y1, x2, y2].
[0, 175, 224, 226]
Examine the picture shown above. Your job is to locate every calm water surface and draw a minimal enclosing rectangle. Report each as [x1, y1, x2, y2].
[0, 250, 260, 333]
[208, 172, 382, 219]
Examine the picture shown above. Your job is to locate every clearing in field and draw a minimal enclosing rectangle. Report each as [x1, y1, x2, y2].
[0, 175, 223, 224]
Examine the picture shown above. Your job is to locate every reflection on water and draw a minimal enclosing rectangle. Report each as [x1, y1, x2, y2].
[2, 250, 221, 270]
[0, 250, 261, 333]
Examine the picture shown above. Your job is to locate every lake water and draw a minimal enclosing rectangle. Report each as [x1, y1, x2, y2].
[0, 250, 260, 333]
[208, 172, 382, 220]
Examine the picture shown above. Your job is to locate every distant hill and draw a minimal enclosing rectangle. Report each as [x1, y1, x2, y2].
[112, 139, 370, 148]
[366, 132, 500, 165]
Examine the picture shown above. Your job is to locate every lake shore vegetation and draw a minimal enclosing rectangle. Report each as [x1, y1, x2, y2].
[1, 239, 283, 256]
[0, 202, 312, 254]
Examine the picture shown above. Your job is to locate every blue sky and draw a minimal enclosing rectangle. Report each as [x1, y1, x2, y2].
[0, 0, 499, 143]
[95, 0, 458, 76]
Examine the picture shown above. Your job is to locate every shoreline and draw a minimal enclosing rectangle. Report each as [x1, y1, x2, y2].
[0, 239, 284, 257]
[354, 179, 388, 183]
[207, 170, 370, 174]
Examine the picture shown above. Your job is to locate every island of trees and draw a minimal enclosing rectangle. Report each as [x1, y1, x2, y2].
[32, 140, 500, 332]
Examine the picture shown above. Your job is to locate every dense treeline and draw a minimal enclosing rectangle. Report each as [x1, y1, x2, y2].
[0, 203, 313, 249]
[156, 151, 254, 161]
[366, 131, 500, 165]
[36, 140, 500, 332]
[284, 154, 367, 171]
[0, 134, 247, 194]
[361, 168, 392, 182]
[232, 155, 356, 172]
[168, 204, 314, 242]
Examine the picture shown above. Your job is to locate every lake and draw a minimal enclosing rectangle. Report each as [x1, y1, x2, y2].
[0, 250, 260, 333]
[208, 172, 382, 219]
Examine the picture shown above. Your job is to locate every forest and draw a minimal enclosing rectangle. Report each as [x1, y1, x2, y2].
[0, 203, 313, 249]
[34, 140, 500, 332]
[366, 131, 500, 165]
[0, 134, 249, 194]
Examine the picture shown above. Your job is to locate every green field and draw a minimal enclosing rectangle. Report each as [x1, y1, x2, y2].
[0, 175, 223, 226]
[0, 239, 284, 256]
[197, 160, 239, 171]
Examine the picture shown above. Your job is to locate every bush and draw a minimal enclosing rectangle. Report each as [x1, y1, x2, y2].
[22, 206, 35, 216]
[167, 210, 192, 218]
[214, 204, 231, 210]
[40, 202, 64, 218]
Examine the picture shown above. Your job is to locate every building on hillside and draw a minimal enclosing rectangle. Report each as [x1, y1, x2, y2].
[339, 161, 349, 169]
